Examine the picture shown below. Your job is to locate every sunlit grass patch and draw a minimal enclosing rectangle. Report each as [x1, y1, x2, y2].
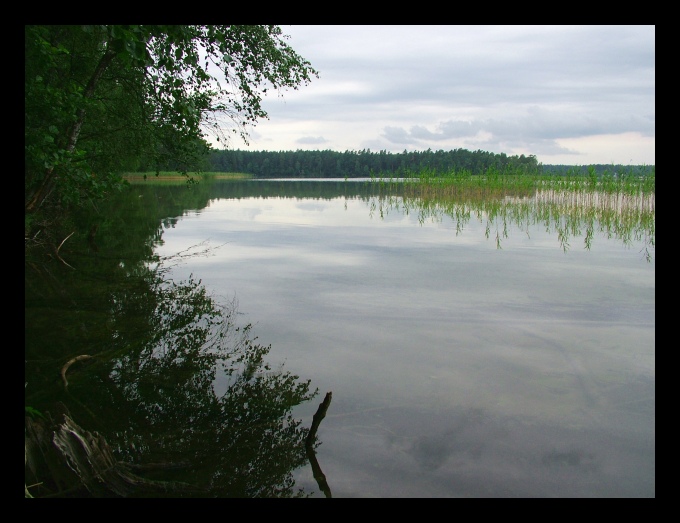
[122, 172, 253, 184]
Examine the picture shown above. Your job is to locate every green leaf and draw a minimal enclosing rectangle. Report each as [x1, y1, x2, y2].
[25, 406, 45, 420]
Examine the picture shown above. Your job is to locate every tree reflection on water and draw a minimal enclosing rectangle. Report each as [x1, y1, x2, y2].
[25, 205, 326, 497]
[25, 176, 654, 497]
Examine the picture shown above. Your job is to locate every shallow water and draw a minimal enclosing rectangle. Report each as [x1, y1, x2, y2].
[151, 179, 654, 497]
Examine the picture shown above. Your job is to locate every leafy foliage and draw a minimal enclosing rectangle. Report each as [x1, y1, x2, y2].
[25, 25, 318, 236]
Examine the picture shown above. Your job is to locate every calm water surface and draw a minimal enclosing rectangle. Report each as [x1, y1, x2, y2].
[152, 179, 654, 497]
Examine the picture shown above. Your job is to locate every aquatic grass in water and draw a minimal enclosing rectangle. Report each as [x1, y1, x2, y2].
[376, 164, 654, 196]
[369, 166, 655, 260]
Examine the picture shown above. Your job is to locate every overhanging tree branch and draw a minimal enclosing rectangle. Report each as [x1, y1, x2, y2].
[25, 48, 118, 213]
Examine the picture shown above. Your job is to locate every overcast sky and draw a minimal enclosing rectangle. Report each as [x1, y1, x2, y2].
[215, 25, 655, 166]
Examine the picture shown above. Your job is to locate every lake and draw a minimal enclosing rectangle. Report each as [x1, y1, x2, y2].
[24, 177, 655, 497]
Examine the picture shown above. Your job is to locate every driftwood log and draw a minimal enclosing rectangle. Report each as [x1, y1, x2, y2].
[24, 402, 205, 497]
[25, 392, 334, 498]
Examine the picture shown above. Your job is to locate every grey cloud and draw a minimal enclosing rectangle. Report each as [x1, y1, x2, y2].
[379, 106, 654, 155]
[237, 26, 654, 164]
[296, 136, 328, 145]
[381, 126, 417, 145]
[435, 121, 482, 138]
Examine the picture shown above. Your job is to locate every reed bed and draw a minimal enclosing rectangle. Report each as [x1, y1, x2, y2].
[367, 165, 655, 260]
[372, 165, 655, 198]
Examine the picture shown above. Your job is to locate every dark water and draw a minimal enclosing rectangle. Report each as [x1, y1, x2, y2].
[25, 178, 655, 497]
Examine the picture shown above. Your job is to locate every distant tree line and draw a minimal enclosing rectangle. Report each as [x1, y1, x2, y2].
[181, 148, 652, 178]
[198, 148, 541, 177]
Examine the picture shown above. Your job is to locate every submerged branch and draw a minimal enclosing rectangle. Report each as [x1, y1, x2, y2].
[305, 391, 332, 498]
[24, 402, 207, 498]
[61, 355, 94, 390]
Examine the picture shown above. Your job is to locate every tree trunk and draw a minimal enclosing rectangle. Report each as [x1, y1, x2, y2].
[25, 48, 118, 214]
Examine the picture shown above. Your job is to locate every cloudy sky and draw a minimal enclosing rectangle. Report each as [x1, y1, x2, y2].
[215, 25, 655, 166]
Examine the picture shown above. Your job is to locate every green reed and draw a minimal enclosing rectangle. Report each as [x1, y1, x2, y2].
[374, 164, 654, 198]
[366, 164, 654, 260]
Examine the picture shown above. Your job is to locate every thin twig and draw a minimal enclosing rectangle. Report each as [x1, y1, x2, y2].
[56, 231, 75, 254]
[54, 231, 76, 269]
[61, 355, 94, 390]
